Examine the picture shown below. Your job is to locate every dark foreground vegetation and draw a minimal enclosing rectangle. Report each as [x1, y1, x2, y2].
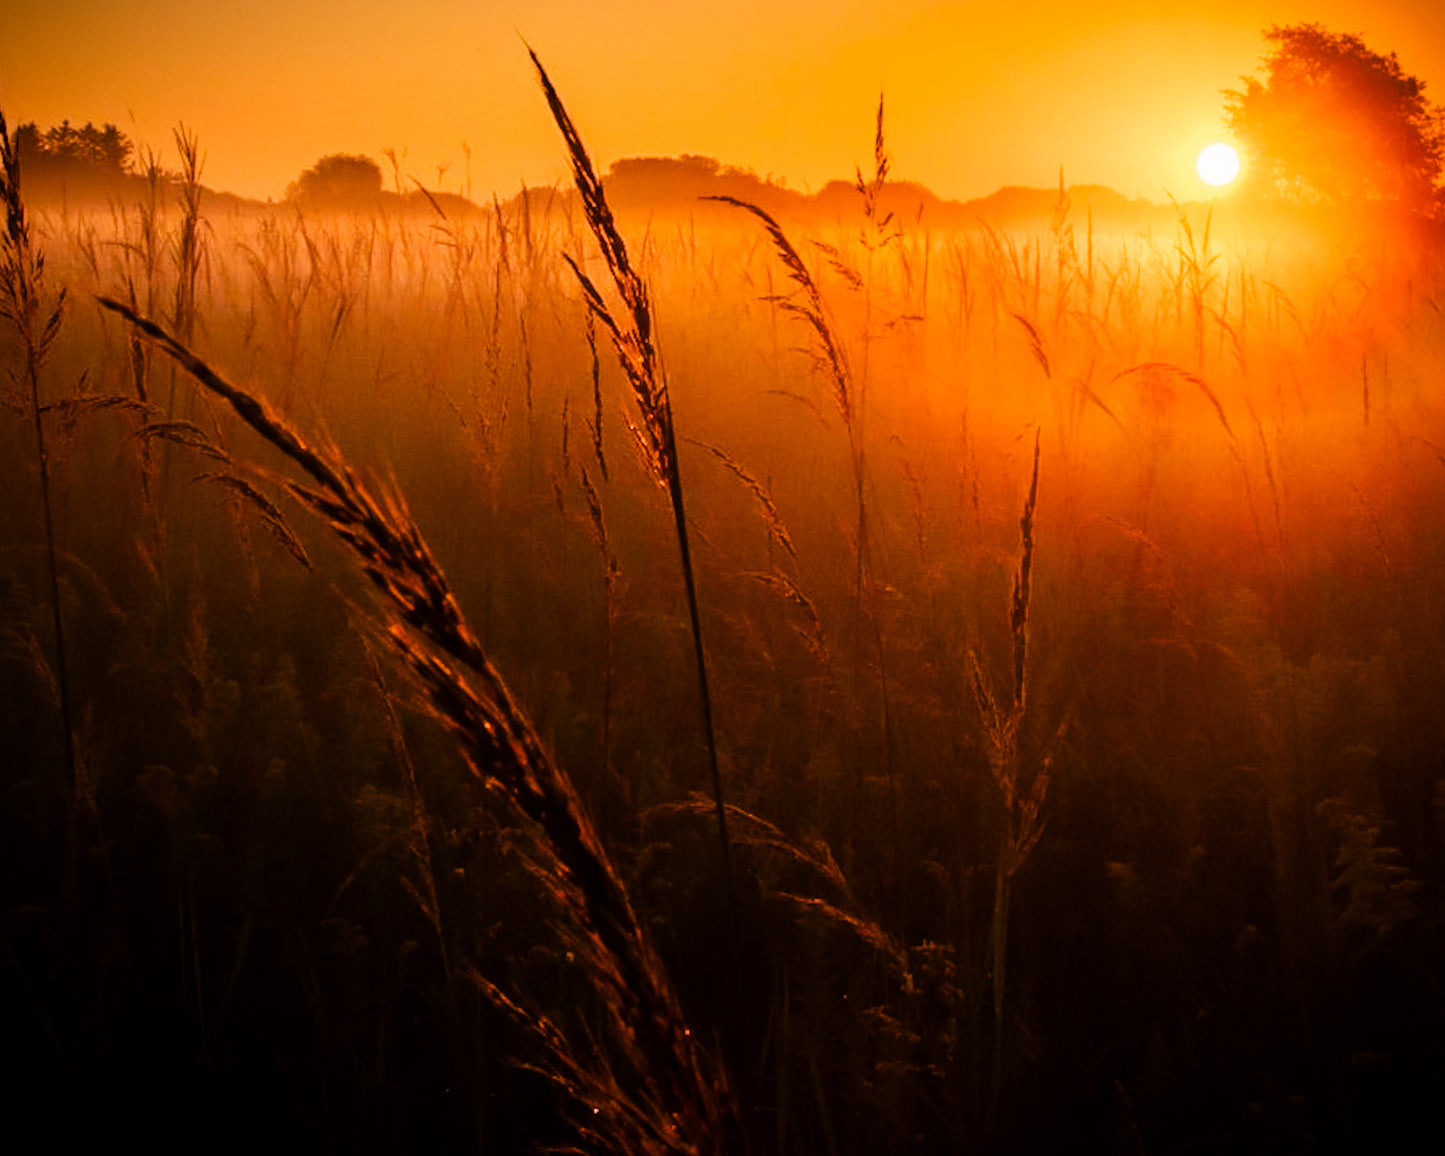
[4, 63, 1445, 1154]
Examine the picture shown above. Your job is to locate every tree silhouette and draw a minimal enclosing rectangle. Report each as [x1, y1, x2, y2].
[287, 153, 383, 208]
[16, 120, 132, 185]
[1224, 23, 1445, 214]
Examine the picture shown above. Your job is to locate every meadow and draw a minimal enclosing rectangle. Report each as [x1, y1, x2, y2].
[3, 87, 1445, 1154]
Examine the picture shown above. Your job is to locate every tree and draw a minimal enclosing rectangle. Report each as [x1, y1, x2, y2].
[15, 119, 133, 182]
[286, 153, 383, 208]
[1224, 24, 1445, 214]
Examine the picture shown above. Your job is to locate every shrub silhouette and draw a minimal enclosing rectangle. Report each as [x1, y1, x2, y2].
[287, 152, 384, 208]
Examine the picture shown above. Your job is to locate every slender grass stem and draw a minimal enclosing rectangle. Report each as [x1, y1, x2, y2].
[531, 48, 742, 956]
[1, 106, 75, 803]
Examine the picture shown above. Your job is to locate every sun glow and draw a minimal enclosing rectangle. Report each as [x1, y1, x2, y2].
[1196, 142, 1240, 187]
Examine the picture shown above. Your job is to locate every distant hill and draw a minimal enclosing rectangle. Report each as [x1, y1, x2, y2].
[961, 183, 1153, 228]
[582, 155, 1161, 233]
[19, 146, 1180, 233]
[20, 167, 491, 221]
[600, 154, 806, 217]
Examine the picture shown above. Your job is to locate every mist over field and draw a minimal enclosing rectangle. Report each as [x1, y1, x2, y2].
[4, 69, 1445, 1153]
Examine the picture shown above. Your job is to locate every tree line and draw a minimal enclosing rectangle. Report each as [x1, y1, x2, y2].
[16, 120, 133, 182]
[10, 22, 1445, 216]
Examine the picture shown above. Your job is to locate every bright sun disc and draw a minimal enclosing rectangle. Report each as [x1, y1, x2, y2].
[1196, 142, 1240, 187]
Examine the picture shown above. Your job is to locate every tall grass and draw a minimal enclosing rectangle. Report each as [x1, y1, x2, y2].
[97, 293, 735, 1152]
[1, 106, 75, 807]
[968, 430, 1055, 1091]
[3, 74, 1444, 1154]
[167, 124, 206, 421]
[531, 49, 741, 951]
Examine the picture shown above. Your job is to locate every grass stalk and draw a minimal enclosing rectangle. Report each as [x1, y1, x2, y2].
[97, 295, 734, 1153]
[168, 124, 206, 418]
[530, 49, 741, 954]
[1, 105, 76, 803]
[580, 464, 618, 816]
[969, 431, 1049, 1095]
[709, 193, 903, 882]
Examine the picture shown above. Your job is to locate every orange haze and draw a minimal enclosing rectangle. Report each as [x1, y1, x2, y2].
[4, 0, 1445, 204]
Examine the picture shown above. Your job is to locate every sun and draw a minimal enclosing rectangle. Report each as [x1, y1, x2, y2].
[1196, 142, 1240, 188]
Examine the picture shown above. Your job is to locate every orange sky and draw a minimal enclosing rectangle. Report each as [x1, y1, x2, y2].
[4, 1, 1444, 204]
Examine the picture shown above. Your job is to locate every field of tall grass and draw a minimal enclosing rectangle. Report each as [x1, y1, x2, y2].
[4, 76, 1445, 1153]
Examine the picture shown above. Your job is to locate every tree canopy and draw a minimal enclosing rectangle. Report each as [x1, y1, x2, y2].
[1224, 24, 1445, 215]
[16, 120, 133, 183]
[287, 153, 384, 208]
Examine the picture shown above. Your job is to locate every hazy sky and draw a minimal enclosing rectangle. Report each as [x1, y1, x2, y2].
[4, 1, 1444, 204]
